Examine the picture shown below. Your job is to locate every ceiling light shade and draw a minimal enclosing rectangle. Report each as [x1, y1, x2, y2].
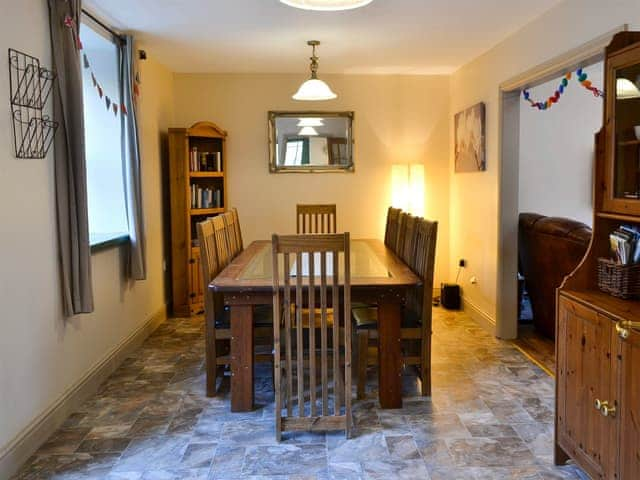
[297, 117, 325, 127]
[299, 126, 319, 136]
[292, 40, 337, 101]
[617, 78, 640, 99]
[280, 0, 374, 11]
[293, 79, 337, 101]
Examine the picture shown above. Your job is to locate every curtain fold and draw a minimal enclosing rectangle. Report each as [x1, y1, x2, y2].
[120, 35, 146, 280]
[48, 0, 94, 315]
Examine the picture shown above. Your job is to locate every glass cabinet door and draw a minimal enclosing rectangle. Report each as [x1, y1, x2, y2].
[613, 63, 640, 199]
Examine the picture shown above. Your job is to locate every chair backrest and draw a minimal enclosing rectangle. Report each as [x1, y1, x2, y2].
[384, 207, 401, 248]
[222, 208, 243, 258]
[296, 204, 337, 234]
[271, 232, 351, 440]
[212, 215, 232, 270]
[196, 218, 219, 284]
[394, 211, 409, 256]
[407, 218, 438, 324]
[401, 214, 418, 264]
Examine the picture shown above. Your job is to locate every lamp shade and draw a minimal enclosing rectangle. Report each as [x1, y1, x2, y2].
[298, 126, 319, 136]
[617, 78, 640, 99]
[292, 78, 337, 101]
[297, 117, 325, 127]
[280, 0, 374, 11]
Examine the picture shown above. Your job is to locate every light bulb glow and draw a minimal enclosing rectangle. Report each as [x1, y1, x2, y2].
[299, 126, 319, 136]
[297, 118, 325, 127]
[280, 0, 374, 11]
[391, 164, 425, 216]
[617, 78, 640, 100]
[292, 78, 337, 101]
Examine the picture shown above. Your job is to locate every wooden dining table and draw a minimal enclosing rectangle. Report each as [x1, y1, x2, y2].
[210, 238, 421, 412]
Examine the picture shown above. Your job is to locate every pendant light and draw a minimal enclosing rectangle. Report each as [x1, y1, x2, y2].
[297, 117, 324, 127]
[292, 41, 337, 101]
[299, 126, 319, 136]
[280, 0, 374, 11]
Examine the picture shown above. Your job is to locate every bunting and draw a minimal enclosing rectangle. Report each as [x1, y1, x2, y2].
[522, 68, 604, 111]
[67, 14, 142, 119]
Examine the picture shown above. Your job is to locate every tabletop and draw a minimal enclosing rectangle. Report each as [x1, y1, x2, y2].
[210, 238, 421, 293]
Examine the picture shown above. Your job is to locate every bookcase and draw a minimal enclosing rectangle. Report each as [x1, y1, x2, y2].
[168, 121, 227, 316]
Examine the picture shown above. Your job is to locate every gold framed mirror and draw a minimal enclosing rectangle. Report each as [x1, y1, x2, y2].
[268, 111, 354, 173]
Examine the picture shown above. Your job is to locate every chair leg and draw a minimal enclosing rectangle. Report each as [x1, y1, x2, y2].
[420, 330, 432, 397]
[357, 330, 369, 400]
[205, 310, 218, 397]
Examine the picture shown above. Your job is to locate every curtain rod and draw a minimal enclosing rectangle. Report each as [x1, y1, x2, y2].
[81, 9, 124, 41]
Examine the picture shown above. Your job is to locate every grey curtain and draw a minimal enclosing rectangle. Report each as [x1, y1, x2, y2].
[120, 36, 146, 280]
[48, 0, 94, 315]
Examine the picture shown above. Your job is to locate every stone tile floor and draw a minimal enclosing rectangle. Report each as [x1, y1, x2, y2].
[13, 308, 588, 479]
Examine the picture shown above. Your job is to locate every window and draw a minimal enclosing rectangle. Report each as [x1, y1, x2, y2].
[80, 19, 128, 247]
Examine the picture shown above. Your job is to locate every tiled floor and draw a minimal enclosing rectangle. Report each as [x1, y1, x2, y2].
[512, 323, 556, 376]
[13, 308, 587, 479]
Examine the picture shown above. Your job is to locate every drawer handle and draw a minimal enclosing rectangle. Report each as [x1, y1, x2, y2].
[616, 321, 640, 340]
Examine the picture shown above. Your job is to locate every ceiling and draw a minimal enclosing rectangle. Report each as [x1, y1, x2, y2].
[84, 0, 562, 75]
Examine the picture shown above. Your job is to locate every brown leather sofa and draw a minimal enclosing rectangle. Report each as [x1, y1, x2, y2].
[518, 213, 592, 339]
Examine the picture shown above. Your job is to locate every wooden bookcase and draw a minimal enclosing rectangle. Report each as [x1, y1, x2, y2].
[555, 32, 640, 479]
[168, 121, 227, 316]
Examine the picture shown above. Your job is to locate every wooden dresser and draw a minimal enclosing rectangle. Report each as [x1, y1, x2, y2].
[555, 32, 640, 480]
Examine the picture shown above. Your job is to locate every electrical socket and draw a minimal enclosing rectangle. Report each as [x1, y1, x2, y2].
[459, 259, 466, 268]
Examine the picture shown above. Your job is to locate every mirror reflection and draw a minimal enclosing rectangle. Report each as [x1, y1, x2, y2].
[269, 112, 354, 172]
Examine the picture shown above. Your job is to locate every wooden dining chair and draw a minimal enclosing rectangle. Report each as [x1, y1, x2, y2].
[198, 217, 272, 397]
[353, 218, 438, 398]
[394, 211, 409, 257]
[401, 214, 418, 265]
[223, 208, 243, 258]
[271, 233, 352, 441]
[384, 207, 401, 249]
[296, 204, 337, 234]
[211, 215, 232, 269]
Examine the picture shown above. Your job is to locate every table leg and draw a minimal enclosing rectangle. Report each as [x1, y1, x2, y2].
[231, 304, 254, 412]
[377, 302, 402, 409]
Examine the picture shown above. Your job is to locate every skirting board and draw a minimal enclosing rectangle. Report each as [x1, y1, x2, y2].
[0, 305, 167, 479]
[462, 296, 496, 337]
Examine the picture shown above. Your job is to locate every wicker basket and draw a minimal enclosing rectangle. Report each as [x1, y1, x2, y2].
[597, 258, 640, 299]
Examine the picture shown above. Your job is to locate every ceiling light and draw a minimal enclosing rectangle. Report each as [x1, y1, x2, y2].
[280, 0, 374, 11]
[616, 78, 640, 99]
[299, 126, 319, 136]
[297, 118, 325, 127]
[292, 40, 337, 101]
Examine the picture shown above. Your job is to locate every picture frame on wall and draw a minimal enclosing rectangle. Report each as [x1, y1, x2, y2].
[454, 102, 486, 173]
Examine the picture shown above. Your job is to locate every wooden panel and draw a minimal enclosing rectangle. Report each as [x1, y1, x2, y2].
[618, 325, 640, 479]
[168, 129, 190, 316]
[556, 297, 618, 479]
[190, 247, 204, 306]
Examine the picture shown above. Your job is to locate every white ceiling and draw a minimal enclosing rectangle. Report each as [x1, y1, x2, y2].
[84, 0, 562, 75]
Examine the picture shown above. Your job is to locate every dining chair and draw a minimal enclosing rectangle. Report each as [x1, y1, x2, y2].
[271, 232, 352, 441]
[198, 217, 272, 397]
[384, 207, 401, 249]
[211, 215, 232, 269]
[296, 204, 337, 234]
[394, 211, 409, 257]
[401, 214, 418, 265]
[353, 217, 438, 398]
[223, 208, 243, 258]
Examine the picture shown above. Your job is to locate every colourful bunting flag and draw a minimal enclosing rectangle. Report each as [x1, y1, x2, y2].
[83, 53, 90, 69]
[105, 96, 111, 110]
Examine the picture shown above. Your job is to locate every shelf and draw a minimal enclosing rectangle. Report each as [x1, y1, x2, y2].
[189, 172, 224, 178]
[618, 139, 640, 146]
[562, 288, 640, 323]
[597, 212, 640, 223]
[190, 208, 224, 216]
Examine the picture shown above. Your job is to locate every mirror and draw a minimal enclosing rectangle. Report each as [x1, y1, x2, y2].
[269, 111, 354, 173]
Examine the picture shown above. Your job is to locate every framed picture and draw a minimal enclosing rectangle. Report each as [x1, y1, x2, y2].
[454, 102, 486, 172]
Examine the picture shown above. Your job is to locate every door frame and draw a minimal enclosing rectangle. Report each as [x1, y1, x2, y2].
[494, 26, 625, 339]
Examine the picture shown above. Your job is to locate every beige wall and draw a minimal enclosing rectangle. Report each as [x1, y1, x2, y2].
[0, 1, 173, 473]
[450, 0, 640, 336]
[172, 73, 451, 285]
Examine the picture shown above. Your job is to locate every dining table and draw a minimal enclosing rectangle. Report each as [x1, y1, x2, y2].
[210, 238, 421, 412]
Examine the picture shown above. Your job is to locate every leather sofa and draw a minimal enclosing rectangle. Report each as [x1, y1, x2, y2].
[518, 213, 592, 339]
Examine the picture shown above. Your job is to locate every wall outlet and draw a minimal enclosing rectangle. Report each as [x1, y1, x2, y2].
[470, 276, 478, 285]
[459, 259, 466, 268]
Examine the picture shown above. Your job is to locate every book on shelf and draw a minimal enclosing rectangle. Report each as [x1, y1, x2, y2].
[189, 148, 222, 172]
[190, 184, 223, 209]
[609, 225, 640, 265]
